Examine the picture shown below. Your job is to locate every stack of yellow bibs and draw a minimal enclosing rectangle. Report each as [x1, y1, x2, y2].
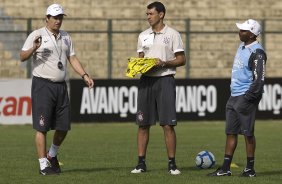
[126, 57, 157, 78]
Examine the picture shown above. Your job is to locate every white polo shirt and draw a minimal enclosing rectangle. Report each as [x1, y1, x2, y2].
[22, 27, 75, 82]
[137, 25, 184, 77]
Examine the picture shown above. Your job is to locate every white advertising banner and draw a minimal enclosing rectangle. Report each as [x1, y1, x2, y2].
[0, 79, 32, 125]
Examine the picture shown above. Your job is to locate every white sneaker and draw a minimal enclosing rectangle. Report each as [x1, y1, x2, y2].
[168, 168, 181, 175]
[130, 163, 146, 174]
[131, 168, 145, 174]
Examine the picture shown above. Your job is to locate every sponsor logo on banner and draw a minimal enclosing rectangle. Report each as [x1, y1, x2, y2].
[259, 84, 282, 115]
[79, 85, 217, 118]
[0, 80, 32, 125]
[80, 86, 138, 118]
[71, 79, 282, 122]
[0, 96, 31, 116]
[176, 85, 217, 116]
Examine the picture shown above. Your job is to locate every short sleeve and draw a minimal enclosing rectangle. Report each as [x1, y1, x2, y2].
[68, 34, 75, 56]
[173, 31, 184, 53]
[22, 30, 39, 51]
[137, 34, 143, 53]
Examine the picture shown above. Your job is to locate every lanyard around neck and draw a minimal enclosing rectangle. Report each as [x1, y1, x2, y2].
[45, 27, 62, 62]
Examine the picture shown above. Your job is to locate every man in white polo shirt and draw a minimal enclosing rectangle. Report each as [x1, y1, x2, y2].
[20, 4, 94, 175]
[131, 1, 186, 175]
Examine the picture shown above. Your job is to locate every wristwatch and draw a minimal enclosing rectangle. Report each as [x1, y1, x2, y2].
[81, 73, 89, 79]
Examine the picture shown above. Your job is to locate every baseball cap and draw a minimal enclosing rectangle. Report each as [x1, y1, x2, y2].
[236, 19, 261, 36]
[46, 4, 66, 16]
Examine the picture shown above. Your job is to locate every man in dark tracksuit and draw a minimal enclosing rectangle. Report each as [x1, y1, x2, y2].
[208, 19, 267, 177]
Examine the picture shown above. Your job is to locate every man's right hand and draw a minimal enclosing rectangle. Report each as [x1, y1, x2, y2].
[33, 35, 42, 51]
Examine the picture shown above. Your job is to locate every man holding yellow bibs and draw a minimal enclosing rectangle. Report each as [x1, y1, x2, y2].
[130, 1, 186, 175]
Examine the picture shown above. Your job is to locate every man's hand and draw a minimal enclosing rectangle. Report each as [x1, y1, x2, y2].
[155, 58, 166, 68]
[33, 35, 42, 51]
[82, 74, 94, 88]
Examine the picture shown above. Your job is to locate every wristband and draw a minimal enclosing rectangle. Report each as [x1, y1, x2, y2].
[81, 73, 89, 79]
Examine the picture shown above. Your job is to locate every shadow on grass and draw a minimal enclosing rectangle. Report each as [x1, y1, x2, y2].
[181, 165, 220, 171]
[63, 164, 227, 174]
[258, 170, 282, 176]
[181, 166, 282, 177]
[63, 166, 133, 173]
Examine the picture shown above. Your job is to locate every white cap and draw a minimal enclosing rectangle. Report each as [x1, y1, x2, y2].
[46, 4, 66, 16]
[236, 19, 261, 36]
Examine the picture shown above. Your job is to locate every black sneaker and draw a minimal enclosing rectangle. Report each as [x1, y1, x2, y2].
[207, 167, 232, 176]
[39, 166, 58, 175]
[131, 163, 147, 173]
[168, 163, 181, 175]
[47, 155, 61, 173]
[240, 168, 256, 177]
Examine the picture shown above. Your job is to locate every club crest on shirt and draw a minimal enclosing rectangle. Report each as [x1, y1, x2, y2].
[163, 37, 170, 44]
[63, 38, 70, 47]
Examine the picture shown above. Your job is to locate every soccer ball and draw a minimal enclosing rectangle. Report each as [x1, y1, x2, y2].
[195, 151, 216, 169]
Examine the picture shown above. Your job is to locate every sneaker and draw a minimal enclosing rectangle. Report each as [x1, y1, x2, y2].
[207, 167, 232, 176]
[47, 155, 61, 173]
[240, 168, 256, 177]
[131, 163, 147, 173]
[168, 163, 181, 175]
[39, 166, 58, 175]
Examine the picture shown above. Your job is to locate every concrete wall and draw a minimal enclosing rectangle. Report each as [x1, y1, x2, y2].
[0, 0, 281, 79]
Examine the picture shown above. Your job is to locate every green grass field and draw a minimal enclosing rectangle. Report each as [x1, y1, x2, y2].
[1, 120, 282, 184]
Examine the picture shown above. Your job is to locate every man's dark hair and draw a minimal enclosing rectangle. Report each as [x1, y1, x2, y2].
[147, 1, 166, 16]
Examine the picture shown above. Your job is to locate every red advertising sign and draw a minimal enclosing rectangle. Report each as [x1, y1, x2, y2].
[0, 80, 32, 124]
